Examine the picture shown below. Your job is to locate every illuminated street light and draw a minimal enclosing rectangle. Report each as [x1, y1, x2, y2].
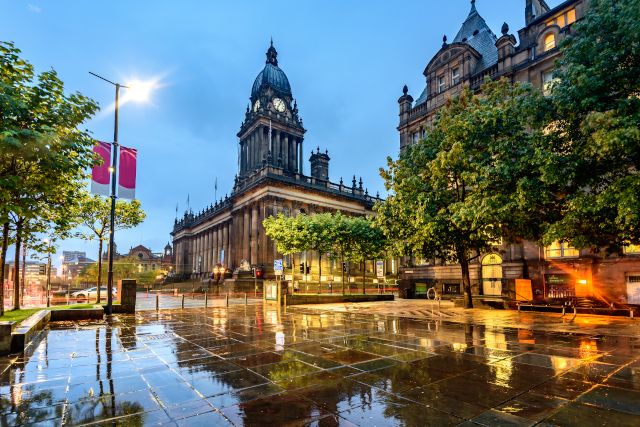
[89, 71, 155, 315]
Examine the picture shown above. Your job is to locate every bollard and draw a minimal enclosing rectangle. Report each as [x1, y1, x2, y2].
[438, 298, 441, 316]
[174, 288, 178, 297]
[226, 293, 229, 307]
[573, 307, 577, 316]
[562, 306, 566, 316]
[631, 309, 634, 319]
[244, 293, 247, 305]
[156, 293, 159, 311]
[205, 292, 208, 308]
[181, 294, 185, 309]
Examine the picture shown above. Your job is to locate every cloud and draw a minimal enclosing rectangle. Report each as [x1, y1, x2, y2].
[28, 4, 42, 13]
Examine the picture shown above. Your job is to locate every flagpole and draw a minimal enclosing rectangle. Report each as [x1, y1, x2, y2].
[214, 177, 218, 202]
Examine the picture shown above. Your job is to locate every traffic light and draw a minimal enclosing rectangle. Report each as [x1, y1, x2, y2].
[299, 263, 305, 274]
[306, 265, 311, 274]
[38, 265, 47, 275]
[342, 262, 347, 272]
[252, 267, 256, 278]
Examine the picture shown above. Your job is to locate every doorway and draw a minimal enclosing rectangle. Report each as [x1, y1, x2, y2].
[482, 253, 503, 296]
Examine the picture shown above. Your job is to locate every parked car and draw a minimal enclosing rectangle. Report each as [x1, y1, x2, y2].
[71, 287, 117, 300]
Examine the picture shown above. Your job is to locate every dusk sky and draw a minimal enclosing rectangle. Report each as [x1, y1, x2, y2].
[2, 0, 562, 272]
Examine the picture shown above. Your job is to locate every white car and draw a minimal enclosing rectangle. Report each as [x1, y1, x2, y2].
[71, 287, 117, 300]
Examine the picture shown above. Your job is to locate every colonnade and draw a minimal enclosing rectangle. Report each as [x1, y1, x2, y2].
[239, 126, 303, 175]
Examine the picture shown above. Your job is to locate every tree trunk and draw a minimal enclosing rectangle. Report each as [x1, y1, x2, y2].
[362, 260, 366, 294]
[459, 248, 473, 309]
[0, 221, 8, 316]
[21, 244, 26, 304]
[318, 252, 322, 294]
[13, 219, 22, 310]
[341, 255, 345, 295]
[96, 239, 103, 304]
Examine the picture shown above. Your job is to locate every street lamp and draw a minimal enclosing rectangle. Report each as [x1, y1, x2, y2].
[89, 72, 154, 315]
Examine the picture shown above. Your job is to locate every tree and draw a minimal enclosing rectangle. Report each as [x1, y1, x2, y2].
[376, 79, 552, 308]
[75, 191, 145, 303]
[306, 213, 337, 292]
[0, 41, 98, 310]
[542, 0, 640, 252]
[349, 216, 387, 294]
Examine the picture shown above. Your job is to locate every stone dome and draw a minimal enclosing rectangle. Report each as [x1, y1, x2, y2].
[251, 42, 292, 99]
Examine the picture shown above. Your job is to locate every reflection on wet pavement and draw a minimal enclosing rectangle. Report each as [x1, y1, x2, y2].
[0, 303, 639, 426]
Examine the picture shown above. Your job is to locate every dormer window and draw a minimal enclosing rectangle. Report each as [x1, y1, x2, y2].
[544, 33, 556, 52]
[546, 8, 576, 28]
[437, 75, 446, 93]
[452, 68, 460, 85]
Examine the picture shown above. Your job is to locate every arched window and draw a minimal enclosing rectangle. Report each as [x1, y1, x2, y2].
[544, 33, 556, 52]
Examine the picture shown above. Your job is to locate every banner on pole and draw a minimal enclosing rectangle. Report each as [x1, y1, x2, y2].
[91, 141, 111, 196]
[118, 145, 137, 200]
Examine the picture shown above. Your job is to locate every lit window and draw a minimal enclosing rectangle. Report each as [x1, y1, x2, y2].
[452, 68, 460, 85]
[438, 75, 446, 93]
[624, 244, 640, 254]
[544, 34, 556, 52]
[545, 241, 579, 258]
[547, 8, 576, 28]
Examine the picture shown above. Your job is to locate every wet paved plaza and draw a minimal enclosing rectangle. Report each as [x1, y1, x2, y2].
[1, 302, 639, 426]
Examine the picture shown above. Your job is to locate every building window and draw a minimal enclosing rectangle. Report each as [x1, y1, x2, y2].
[546, 8, 576, 28]
[624, 244, 640, 254]
[437, 75, 445, 93]
[545, 241, 579, 258]
[452, 68, 460, 85]
[544, 33, 556, 52]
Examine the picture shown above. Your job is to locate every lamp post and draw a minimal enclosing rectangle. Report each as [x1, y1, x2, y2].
[90, 72, 126, 315]
[89, 72, 154, 315]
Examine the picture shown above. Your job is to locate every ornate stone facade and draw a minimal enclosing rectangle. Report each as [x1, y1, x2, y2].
[172, 43, 382, 279]
[398, 0, 640, 306]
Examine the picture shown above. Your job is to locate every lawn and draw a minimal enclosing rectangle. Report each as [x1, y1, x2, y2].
[0, 304, 97, 324]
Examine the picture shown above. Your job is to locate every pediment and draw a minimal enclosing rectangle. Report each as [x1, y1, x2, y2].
[424, 43, 481, 76]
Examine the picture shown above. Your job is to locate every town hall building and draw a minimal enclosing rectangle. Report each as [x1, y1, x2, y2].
[171, 42, 382, 280]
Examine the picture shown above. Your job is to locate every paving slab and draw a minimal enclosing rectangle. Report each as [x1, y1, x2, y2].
[0, 301, 638, 425]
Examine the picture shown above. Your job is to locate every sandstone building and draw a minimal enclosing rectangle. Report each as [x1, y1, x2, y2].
[172, 43, 383, 280]
[398, 0, 640, 305]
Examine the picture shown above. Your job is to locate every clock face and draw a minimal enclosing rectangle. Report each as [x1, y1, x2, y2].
[253, 100, 261, 112]
[273, 98, 286, 113]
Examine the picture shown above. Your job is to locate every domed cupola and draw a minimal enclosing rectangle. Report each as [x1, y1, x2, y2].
[251, 41, 292, 100]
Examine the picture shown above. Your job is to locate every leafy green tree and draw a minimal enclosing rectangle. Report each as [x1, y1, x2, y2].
[376, 79, 551, 308]
[349, 216, 387, 294]
[0, 41, 98, 310]
[263, 213, 311, 279]
[75, 191, 145, 302]
[543, 0, 640, 251]
[306, 213, 337, 291]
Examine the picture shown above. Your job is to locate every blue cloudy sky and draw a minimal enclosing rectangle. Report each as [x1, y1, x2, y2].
[2, 0, 562, 271]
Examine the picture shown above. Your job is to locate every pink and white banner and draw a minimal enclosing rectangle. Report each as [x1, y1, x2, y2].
[90, 141, 111, 196]
[118, 145, 137, 200]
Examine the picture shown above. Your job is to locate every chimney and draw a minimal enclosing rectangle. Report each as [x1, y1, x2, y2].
[309, 147, 330, 181]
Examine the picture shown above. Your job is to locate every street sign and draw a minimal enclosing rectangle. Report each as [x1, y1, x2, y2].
[274, 259, 283, 275]
[376, 260, 384, 278]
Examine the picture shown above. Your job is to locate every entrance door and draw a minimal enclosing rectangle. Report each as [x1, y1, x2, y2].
[482, 254, 503, 296]
[627, 275, 640, 305]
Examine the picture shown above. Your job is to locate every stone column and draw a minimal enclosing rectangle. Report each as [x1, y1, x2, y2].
[273, 129, 280, 166]
[222, 222, 228, 268]
[260, 201, 268, 264]
[226, 221, 232, 269]
[251, 204, 259, 265]
[283, 133, 289, 171]
[211, 227, 218, 269]
[299, 138, 304, 174]
[243, 207, 251, 262]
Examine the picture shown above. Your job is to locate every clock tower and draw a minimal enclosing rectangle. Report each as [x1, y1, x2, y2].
[237, 41, 306, 179]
